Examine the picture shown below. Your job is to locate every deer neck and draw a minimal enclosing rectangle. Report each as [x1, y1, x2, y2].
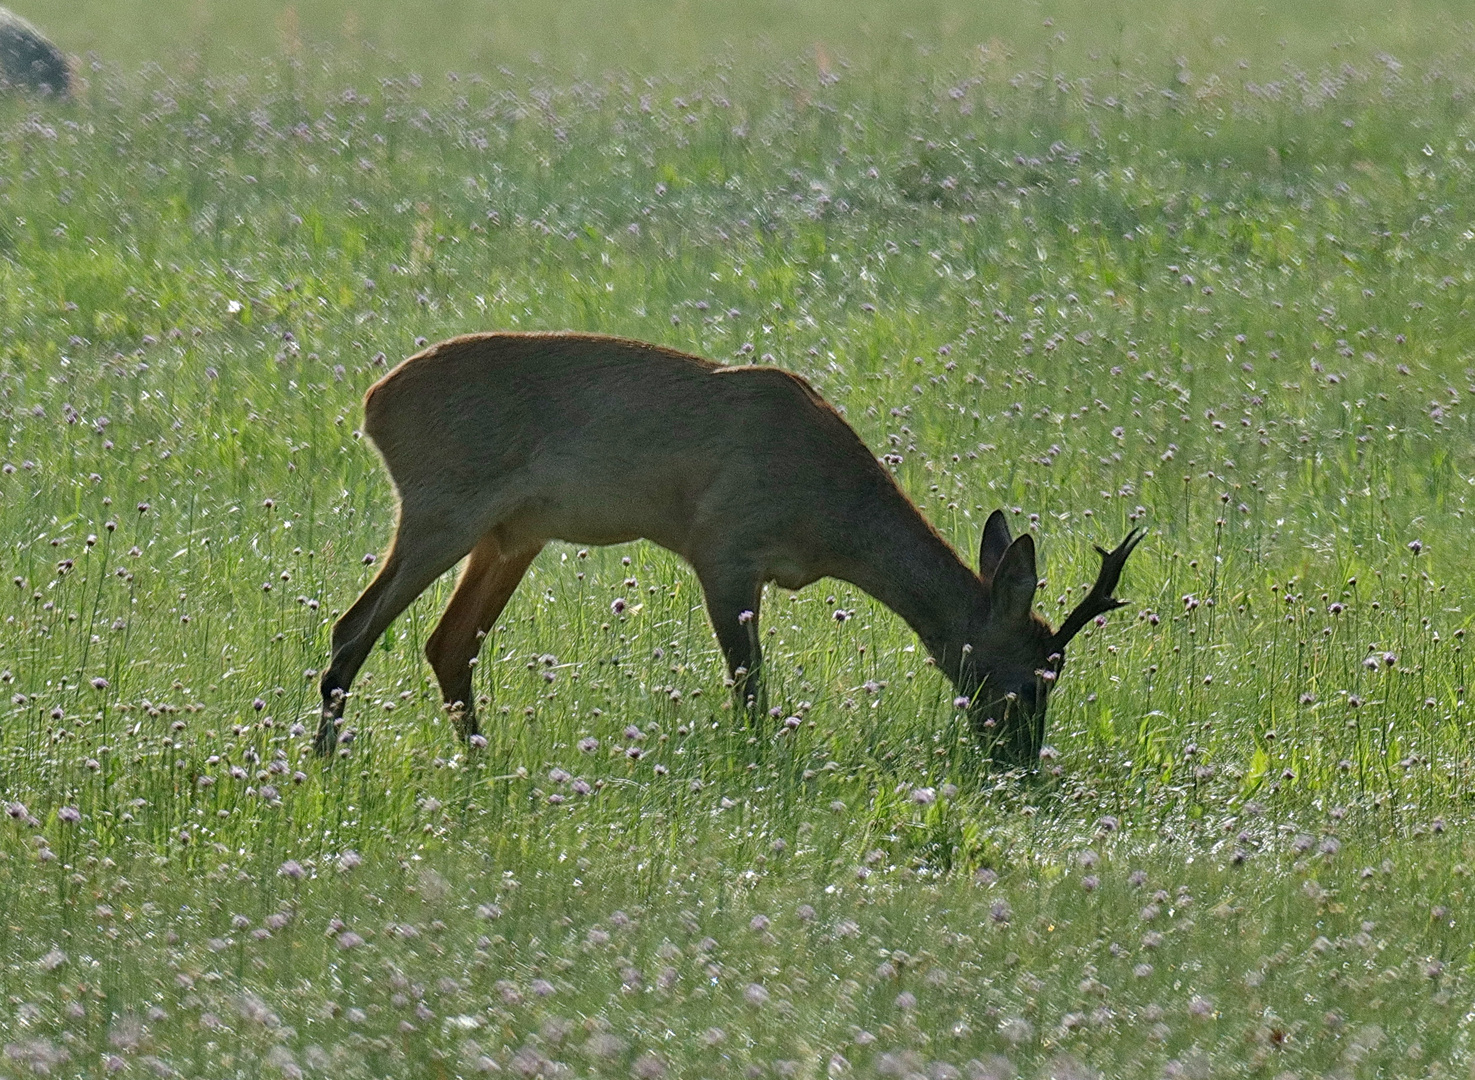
[836, 496, 984, 683]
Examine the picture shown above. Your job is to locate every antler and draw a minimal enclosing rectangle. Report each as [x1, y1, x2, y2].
[1050, 528, 1145, 651]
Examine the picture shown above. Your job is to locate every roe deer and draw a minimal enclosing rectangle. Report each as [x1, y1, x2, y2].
[318, 332, 1143, 766]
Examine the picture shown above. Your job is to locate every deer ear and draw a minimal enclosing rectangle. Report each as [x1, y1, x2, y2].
[979, 509, 1012, 584]
[990, 534, 1039, 625]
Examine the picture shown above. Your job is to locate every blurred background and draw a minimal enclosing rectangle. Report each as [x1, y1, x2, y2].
[21, 0, 1472, 78]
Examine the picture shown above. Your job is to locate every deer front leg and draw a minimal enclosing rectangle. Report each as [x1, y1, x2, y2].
[696, 567, 766, 720]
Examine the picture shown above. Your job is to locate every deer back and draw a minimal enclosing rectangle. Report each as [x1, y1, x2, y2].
[359, 332, 908, 568]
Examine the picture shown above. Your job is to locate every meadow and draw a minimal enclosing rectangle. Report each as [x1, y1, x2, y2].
[4, 3, 1475, 1076]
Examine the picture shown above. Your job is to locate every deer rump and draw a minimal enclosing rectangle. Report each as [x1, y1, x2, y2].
[317, 332, 1143, 766]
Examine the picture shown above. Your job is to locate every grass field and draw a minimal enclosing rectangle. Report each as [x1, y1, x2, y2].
[4, 4, 1475, 1077]
[26, 0, 1475, 81]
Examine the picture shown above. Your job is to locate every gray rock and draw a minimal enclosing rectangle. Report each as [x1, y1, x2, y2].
[0, 6, 67, 96]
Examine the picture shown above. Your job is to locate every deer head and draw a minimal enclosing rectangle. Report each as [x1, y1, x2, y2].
[958, 510, 1144, 768]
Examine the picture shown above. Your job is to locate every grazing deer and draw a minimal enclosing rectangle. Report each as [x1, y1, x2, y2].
[318, 332, 1143, 765]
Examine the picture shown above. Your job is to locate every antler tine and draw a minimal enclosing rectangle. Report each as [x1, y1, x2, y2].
[1050, 527, 1146, 652]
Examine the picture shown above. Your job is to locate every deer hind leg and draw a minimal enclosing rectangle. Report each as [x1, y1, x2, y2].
[695, 565, 766, 719]
[317, 511, 482, 754]
[425, 532, 543, 740]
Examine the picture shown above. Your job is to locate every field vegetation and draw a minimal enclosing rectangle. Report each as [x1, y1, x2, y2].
[3, 3, 1475, 1077]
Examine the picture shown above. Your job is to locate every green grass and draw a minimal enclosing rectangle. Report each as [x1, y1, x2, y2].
[24, 0, 1475, 81]
[4, 8, 1475, 1078]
